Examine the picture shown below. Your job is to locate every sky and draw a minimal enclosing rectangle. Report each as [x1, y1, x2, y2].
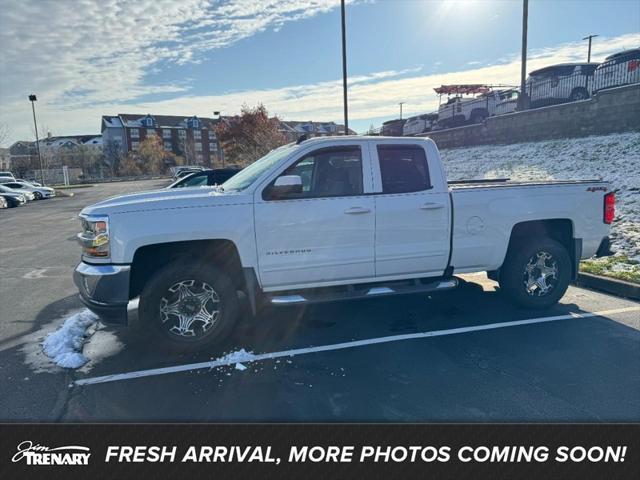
[0, 0, 639, 145]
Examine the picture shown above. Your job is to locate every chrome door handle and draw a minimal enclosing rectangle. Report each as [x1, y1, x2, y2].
[420, 202, 445, 210]
[344, 207, 371, 214]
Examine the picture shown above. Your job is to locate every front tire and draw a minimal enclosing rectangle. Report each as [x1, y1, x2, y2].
[33, 191, 42, 200]
[499, 238, 571, 309]
[139, 260, 239, 353]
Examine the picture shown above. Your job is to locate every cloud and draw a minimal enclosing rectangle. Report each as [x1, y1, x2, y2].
[0, 0, 352, 142]
[0, 3, 637, 144]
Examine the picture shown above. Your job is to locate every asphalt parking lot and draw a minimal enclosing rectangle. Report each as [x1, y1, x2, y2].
[0, 179, 639, 422]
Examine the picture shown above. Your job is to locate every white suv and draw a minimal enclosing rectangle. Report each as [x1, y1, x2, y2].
[592, 47, 640, 93]
[526, 63, 598, 108]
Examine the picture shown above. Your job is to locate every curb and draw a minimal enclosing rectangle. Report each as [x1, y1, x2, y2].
[574, 272, 640, 301]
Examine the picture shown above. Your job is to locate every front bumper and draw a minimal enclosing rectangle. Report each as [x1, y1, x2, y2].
[73, 262, 131, 325]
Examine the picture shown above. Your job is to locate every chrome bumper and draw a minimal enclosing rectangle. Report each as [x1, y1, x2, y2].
[73, 262, 131, 325]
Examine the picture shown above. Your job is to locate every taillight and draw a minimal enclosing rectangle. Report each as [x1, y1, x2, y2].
[604, 192, 615, 224]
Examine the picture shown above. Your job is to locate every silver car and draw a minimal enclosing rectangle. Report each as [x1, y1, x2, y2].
[0, 184, 31, 203]
[0, 180, 55, 200]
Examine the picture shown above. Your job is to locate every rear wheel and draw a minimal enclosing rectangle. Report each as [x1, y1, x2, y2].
[569, 87, 589, 101]
[470, 110, 488, 124]
[499, 238, 571, 309]
[139, 260, 239, 352]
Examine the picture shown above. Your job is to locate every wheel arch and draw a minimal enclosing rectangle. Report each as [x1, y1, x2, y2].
[129, 239, 247, 301]
[490, 218, 579, 281]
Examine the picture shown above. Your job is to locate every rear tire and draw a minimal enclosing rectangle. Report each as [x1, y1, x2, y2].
[139, 260, 239, 353]
[569, 87, 589, 101]
[499, 238, 571, 309]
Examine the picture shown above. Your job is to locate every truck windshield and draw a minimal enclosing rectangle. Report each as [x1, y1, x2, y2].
[222, 144, 297, 191]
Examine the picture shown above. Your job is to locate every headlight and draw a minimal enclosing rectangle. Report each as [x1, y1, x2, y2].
[77, 214, 110, 258]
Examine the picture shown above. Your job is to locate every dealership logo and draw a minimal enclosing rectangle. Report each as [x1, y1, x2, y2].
[587, 186, 607, 192]
[12, 440, 91, 465]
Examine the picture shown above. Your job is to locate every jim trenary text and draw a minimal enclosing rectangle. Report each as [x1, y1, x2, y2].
[104, 445, 628, 464]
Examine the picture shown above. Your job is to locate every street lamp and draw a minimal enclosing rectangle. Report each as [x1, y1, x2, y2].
[341, 0, 349, 135]
[518, 0, 529, 111]
[28, 94, 45, 185]
[582, 34, 599, 63]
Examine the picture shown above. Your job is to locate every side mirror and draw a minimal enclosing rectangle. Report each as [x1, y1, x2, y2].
[270, 175, 303, 198]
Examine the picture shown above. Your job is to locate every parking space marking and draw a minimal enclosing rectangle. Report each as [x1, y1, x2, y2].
[73, 306, 639, 387]
[23, 268, 48, 279]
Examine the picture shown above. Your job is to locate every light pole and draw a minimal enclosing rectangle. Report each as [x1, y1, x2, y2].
[28, 94, 45, 185]
[341, 0, 349, 135]
[518, 0, 529, 111]
[582, 34, 598, 62]
[399, 102, 405, 120]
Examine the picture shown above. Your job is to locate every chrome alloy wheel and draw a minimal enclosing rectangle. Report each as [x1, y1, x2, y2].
[159, 279, 220, 338]
[523, 251, 559, 297]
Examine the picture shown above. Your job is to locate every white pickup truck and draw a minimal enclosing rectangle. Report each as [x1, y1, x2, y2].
[74, 137, 614, 351]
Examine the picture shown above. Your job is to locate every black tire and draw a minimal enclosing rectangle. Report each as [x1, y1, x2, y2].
[499, 238, 571, 309]
[569, 87, 589, 102]
[138, 259, 239, 353]
[470, 110, 488, 124]
[33, 191, 42, 200]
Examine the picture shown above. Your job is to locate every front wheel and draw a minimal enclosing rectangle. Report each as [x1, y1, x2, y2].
[499, 238, 571, 309]
[569, 87, 589, 101]
[33, 191, 42, 200]
[138, 260, 239, 352]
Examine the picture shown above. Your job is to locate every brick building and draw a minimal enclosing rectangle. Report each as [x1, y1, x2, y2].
[101, 113, 222, 167]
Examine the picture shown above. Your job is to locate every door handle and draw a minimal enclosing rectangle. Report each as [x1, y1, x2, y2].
[420, 202, 445, 210]
[344, 207, 371, 214]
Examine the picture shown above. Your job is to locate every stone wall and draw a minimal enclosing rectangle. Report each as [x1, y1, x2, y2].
[421, 83, 640, 149]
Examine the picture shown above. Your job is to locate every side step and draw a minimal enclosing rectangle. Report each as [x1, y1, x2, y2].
[269, 278, 458, 305]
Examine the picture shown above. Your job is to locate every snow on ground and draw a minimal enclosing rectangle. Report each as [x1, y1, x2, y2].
[42, 309, 98, 369]
[215, 348, 256, 371]
[439, 132, 640, 280]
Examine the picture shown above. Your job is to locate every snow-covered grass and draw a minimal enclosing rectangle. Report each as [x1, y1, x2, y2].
[439, 132, 640, 283]
[42, 309, 98, 369]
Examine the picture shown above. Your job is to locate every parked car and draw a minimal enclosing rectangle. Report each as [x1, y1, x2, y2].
[435, 85, 514, 128]
[171, 166, 206, 180]
[0, 180, 55, 200]
[0, 171, 15, 179]
[74, 136, 613, 352]
[17, 178, 42, 187]
[526, 63, 598, 108]
[592, 47, 640, 93]
[402, 114, 439, 136]
[494, 89, 519, 116]
[167, 168, 241, 189]
[0, 186, 28, 206]
[381, 118, 406, 136]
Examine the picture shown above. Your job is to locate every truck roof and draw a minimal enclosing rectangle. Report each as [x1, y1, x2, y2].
[529, 62, 599, 76]
[296, 135, 433, 146]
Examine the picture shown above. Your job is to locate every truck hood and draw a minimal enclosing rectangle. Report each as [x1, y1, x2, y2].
[81, 187, 252, 216]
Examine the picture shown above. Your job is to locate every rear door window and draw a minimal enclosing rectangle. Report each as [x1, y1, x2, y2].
[377, 145, 431, 194]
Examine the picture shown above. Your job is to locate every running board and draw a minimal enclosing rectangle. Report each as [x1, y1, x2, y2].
[268, 278, 458, 305]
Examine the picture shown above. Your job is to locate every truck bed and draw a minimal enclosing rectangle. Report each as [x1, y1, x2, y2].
[449, 178, 605, 189]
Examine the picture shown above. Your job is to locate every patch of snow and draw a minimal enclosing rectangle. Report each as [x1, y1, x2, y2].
[216, 348, 256, 372]
[42, 310, 98, 369]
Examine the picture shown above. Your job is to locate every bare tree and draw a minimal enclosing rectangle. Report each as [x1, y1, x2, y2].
[0, 124, 9, 147]
[215, 104, 286, 166]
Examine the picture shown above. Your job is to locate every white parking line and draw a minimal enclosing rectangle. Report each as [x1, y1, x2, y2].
[73, 306, 640, 387]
